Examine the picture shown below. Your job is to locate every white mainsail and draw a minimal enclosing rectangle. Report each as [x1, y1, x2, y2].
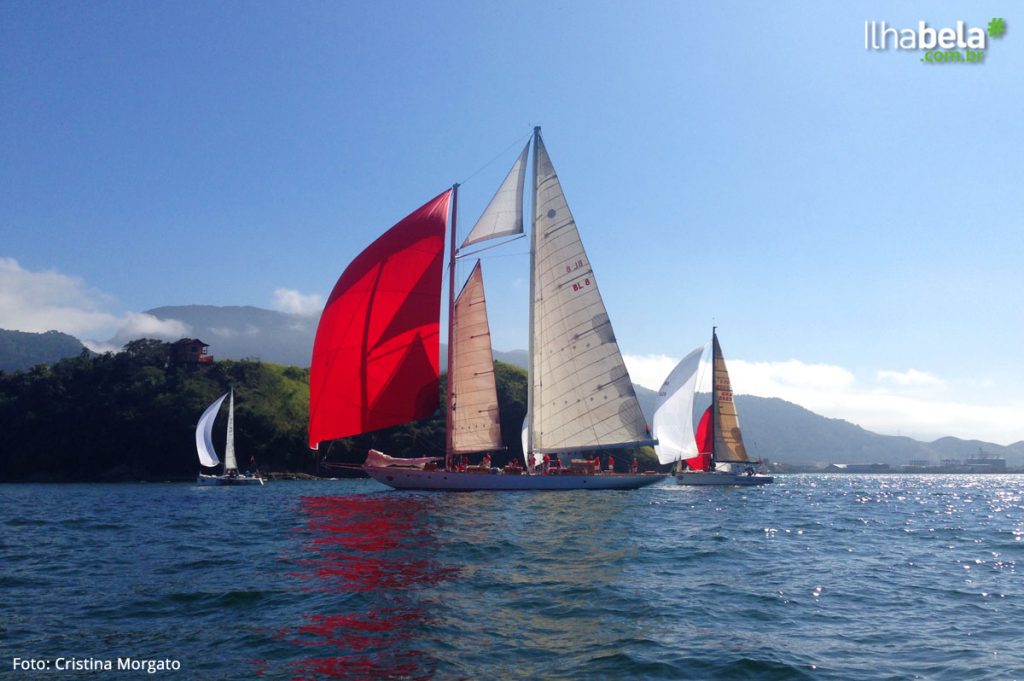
[224, 389, 238, 472]
[528, 133, 655, 454]
[460, 142, 528, 250]
[450, 260, 502, 453]
[652, 344, 707, 465]
[195, 392, 228, 468]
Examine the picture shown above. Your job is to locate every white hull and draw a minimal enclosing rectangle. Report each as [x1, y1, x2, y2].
[676, 471, 773, 486]
[365, 467, 666, 491]
[196, 473, 264, 486]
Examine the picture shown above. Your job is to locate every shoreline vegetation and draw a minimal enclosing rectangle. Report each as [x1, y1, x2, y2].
[0, 339, 660, 483]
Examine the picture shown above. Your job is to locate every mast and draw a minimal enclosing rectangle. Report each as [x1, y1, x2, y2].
[445, 183, 459, 470]
[526, 127, 539, 462]
[710, 327, 717, 467]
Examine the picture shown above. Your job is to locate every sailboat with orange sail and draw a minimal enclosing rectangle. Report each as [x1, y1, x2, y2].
[308, 129, 664, 490]
[652, 328, 773, 486]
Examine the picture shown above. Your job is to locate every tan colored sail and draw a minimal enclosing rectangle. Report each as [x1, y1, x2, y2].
[528, 134, 653, 454]
[712, 331, 749, 462]
[450, 261, 502, 453]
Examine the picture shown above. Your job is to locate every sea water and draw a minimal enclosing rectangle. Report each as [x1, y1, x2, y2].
[2, 475, 1022, 679]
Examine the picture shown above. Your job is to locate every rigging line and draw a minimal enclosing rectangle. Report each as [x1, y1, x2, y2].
[455, 234, 527, 260]
[458, 129, 533, 187]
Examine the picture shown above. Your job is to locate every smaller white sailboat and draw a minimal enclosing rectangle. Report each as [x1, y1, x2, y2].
[652, 328, 773, 486]
[196, 389, 264, 486]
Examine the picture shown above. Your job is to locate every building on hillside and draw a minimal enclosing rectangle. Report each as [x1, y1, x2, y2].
[170, 338, 213, 365]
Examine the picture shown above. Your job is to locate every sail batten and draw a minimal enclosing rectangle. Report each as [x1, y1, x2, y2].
[309, 191, 451, 449]
[528, 133, 654, 453]
[450, 260, 503, 454]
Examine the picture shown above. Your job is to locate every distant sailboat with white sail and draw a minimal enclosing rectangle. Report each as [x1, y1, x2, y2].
[196, 389, 264, 486]
[652, 329, 773, 486]
[308, 129, 664, 490]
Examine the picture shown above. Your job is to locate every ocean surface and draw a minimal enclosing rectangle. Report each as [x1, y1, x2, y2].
[2, 475, 1022, 680]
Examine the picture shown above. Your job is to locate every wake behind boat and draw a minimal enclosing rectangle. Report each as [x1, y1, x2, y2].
[196, 389, 264, 486]
[309, 129, 665, 491]
[652, 329, 773, 487]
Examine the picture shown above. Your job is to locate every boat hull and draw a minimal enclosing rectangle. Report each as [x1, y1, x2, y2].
[676, 472, 773, 486]
[365, 467, 666, 491]
[196, 474, 264, 486]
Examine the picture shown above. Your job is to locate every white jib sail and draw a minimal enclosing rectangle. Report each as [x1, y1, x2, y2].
[196, 392, 228, 468]
[224, 389, 238, 472]
[652, 344, 707, 465]
[529, 135, 654, 454]
[460, 142, 528, 250]
[450, 261, 502, 453]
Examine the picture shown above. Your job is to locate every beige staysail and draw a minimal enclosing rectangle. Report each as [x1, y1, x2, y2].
[712, 331, 749, 462]
[450, 260, 502, 453]
[528, 133, 654, 454]
[460, 143, 528, 250]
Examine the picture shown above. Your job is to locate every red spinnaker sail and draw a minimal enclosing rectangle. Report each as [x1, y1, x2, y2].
[308, 191, 451, 449]
[685, 405, 714, 471]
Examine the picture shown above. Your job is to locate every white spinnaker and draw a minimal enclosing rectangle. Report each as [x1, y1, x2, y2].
[450, 261, 502, 453]
[652, 344, 707, 465]
[529, 134, 654, 454]
[460, 143, 528, 250]
[196, 392, 228, 468]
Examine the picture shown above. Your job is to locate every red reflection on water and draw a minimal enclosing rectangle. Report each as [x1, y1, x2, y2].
[288, 495, 460, 592]
[268, 494, 457, 679]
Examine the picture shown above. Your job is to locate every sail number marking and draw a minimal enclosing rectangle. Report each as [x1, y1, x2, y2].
[571, 278, 592, 293]
[718, 390, 733, 402]
[565, 259, 586, 274]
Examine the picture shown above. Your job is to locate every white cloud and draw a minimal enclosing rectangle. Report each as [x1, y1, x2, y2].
[0, 257, 120, 336]
[117, 312, 191, 340]
[0, 258, 192, 350]
[877, 368, 944, 387]
[271, 288, 324, 316]
[623, 353, 682, 391]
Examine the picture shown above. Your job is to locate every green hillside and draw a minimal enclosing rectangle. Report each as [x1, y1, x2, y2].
[0, 328, 90, 372]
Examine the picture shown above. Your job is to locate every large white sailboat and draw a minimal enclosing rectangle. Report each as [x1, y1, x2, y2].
[196, 390, 264, 486]
[308, 129, 664, 491]
[652, 329, 773, 486]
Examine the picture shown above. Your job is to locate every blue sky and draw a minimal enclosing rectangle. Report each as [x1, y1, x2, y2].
[2, 1, 1022, 443]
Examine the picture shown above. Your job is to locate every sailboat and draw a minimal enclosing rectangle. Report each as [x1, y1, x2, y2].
[652, 329, 773, 486]
[308, 128, 665, 490]
[196, 389, 264, 486]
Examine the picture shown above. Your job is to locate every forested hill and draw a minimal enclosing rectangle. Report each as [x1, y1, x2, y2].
[0, 340, 312, 481]
[0, 329, 89, 372]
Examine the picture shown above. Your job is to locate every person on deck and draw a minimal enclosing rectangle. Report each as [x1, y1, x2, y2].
[608, 455, 615, 473]
[631, 455, 639, 473]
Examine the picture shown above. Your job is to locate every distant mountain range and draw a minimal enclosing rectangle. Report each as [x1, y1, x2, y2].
[4, 305, 1021, 467]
